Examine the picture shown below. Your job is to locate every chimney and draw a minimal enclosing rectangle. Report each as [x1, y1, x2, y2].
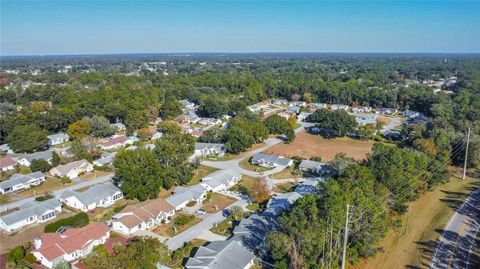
[34, 237, 42, 249]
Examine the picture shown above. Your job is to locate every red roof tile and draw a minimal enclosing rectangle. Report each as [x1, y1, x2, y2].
[0, 157, 16, 169]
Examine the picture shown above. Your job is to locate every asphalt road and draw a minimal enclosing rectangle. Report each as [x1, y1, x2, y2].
[0, 173, 114, 212]
[430, 187, 480, 269]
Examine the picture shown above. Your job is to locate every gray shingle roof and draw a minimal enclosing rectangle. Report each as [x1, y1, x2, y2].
[0, 171, 44, 190]
[185, 240, 254, 269]
[231, 212, 280, 254]
[201, 169, 240, 190]
[51, 159, 90, 175]
[195, 143, 225, 153]
[60, 182, 120, 206]
[0, 199, 60, 226]
[298, 160, 325, 170]
[19, 151, 53, 162]
[251, 153, 292, 166]
[265, 192, 303, 216]
[166, 184, 207, 208]
[47, 133, 69, 141]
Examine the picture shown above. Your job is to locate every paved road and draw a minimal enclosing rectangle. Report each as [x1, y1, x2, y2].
[430, 187, 480, 269]
[0, 173, 114, 212]
[381, 116, 402, 135]
[166, 199, 248, 251]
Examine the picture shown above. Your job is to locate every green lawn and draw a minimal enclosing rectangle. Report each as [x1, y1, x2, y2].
[0, 194, 12, 205]
[238, 157, 271, 172]
[210, 217, 235, 237]
[188, 165, 219, 186]
[270, 166, 302, 179]
[229, 175, 258, 195]
[246, 203, 261, 212]
[155, 213, 202, 237]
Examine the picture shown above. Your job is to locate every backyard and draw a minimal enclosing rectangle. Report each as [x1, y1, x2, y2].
[155, 213, 202, 237]
[265, 131, 373, 161]
[17, 177, 74, 198]
[188, 165, 219, 186]
[200, 193, 237, 213]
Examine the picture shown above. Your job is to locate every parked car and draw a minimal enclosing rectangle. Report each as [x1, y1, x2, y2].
[222, 209, 230, 217]
[195, 209, 206, 215]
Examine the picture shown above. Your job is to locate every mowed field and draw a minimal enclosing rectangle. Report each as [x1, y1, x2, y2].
[356, 168, 480, 269]
[265, 131, 373, 161]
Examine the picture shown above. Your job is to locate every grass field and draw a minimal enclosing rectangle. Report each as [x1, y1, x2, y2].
[189, 165, 219, 186]
[265, 131, 373, 161]
[356, 168, 480, 269]
[201, 193, 237, 213]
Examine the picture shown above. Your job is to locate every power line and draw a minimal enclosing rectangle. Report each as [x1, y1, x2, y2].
[462, 127, 471, 180]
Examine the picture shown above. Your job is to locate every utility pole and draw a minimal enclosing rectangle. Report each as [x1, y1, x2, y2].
[462, 127, 471, 180]
[341, 204, 352, 269]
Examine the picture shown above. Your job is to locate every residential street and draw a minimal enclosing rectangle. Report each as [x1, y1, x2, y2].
[0, 173, 114, 212]
[430, 187, 480, 269]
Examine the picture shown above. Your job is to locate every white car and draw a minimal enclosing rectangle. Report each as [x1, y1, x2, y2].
[195, 209, 206, 215]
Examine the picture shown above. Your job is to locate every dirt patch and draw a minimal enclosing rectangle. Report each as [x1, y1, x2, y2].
[357, 168, 480, 269]
[265, 131, 373, 161]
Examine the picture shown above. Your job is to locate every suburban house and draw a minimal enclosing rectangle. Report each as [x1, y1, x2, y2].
[111, 198, 175, 235]
[330, 104, 349, 111]
[272, 99, 288, 106]
[185, 240, 254, 269]
[112, 122, 126, 131]
[180, 99, 196, 109]
[297, 111, 311, 121]
[310, 103, 327, 109]
[50, 159, 93, 179]
[198, 117, 222, 126]
[265, 192, 303, 216]
[0, 171, 45, 194]
[378, 107, 398, 115]
[250, 153, 293, 168]
[355, 115, 378, 126]
[47, 133, 69, 146]
[52, 146, 73, 158]
[166, 184, 208, 210]
[93, 152, 117, 167]
[98, 135, 130, 150]
[0, 156, 17, 171]
[59, 182, 123, 212]
[32, 222, 110, 268]
[194, 143, 226, 157]
[298, 160, 329, 175]
[286, 106, 300, 114]
[289, 101, 306, 107]
[278, 110, 297, 120]
[351, 105, 372, 113]
[151, 131, 163, 140]
[16, 151, 53, 167]
[201, 169, 241, 192]
[0, 200, 62, 232]
[247, 104, 265, 112]
[0, 144, 13, 154]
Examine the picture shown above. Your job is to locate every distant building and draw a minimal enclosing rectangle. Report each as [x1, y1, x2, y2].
[32, 222, 110, 268]
[310, 103, 327, 110]
[0, 171, 45, 194]
[194, 143, 226, 158]
[355, 115, 377, 126]
[50, 159, 93, 179]
[59, 182, 123, 212]
[286, 106, 301, 114]
[47, 133, 69, 146]
[0, 144, 13, 154]
[180, 99, 196, 109]
[289, 101, 306, 107]
[98, 135, 130, 150]
[272, 99, 288, 106]
[330, 104, 349, 111]
[0, 199, 61, 232]
[297, 112, 311, 121]
[377, 107, 398, 115]
[351, 105, 372, 113]
[16, 151, 53, 167]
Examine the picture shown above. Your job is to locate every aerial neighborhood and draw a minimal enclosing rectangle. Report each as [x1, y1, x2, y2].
[0, 55, 478, 269]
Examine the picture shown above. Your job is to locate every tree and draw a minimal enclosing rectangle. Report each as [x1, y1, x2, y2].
[84, 115, 115, 138]
[249, 178, 271, 203]
[137, 128, 153, 141]
[229, 205, 244, 220]
[114, 149, 163, 201]
[30, 159, 51, 172]
[6, 124, 48, 153]
[125, 110, 149, 133]
[67, 119, 92, 139]
[7, 245, 26, 265]
[198, 126, 225, 143]
[307, 109, 357, 137]
[159, 97, 182, 119]
[52, 151, 61, 166]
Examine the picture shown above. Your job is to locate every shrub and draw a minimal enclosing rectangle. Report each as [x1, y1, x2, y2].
[8, 245, 25, 265]
[60, 177, 72, 184]
[35, 193, 54, 202]
[113, 204, 127, 213]
[186, 200, 196, 207]
[174, 214, 194, 227]
[24, 252, 37, 264]
[44, 212, 89, 233]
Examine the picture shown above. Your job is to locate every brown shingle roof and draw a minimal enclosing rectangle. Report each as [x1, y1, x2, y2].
[117, 198, 174, 228]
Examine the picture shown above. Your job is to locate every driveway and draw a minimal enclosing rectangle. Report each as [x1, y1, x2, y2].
[0, 173, 114, 212]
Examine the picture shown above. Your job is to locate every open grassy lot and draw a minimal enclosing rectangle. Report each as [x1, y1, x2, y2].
[201, 193, 237, 213]
[239, 157, 271, 172]
[188, 165, 219, 186]
[265, 131, 373, 161]
[271, 166, 303, 179]
[272, 182, 299, 193]
[155, 213, 202, 237]
[17, 177, 74, 198]
[357, 168, 480, 269]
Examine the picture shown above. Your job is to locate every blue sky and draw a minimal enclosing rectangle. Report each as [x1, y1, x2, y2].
[1, 0, 479, 55]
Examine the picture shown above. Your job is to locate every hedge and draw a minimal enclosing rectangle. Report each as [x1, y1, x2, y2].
[44, 212, 89, 233]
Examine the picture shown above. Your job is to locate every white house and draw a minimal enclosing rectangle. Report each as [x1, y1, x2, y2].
[111, 198, 175, 235]
[16, 151, 53, 167]
[201, 169, 241, 192]
[47, 133, 69, 146]
[289, 101, 306, 107]
[355, 115, 378, 126]
[0, 156, 17, 172]
[0, 200, 61, 232]
[297, 112, 311, 122]
[49, 159, 93, 179]
[310, 103, 327, 109]
[250, 153, 293, 169]
[98, 135, 130, 150]
[93, 152, 117, 167]
[32, 222, 110, 268]
[272, 99, 288, 106]
[278, 111, 296, 120]
[247, 104, 265, 112]
[198, 118, 222, 126]
[330, 104, 349, 111]
[194, 143, 226, 158]
[0, 172, 45, 194]
[351, 105, 372, 113]
[185, 240, 254, 269]
[166, 184, 208, 210]
[0, 144, 13, 154]
[377, 107, 398, 115]
[59, 182, 123, 212]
